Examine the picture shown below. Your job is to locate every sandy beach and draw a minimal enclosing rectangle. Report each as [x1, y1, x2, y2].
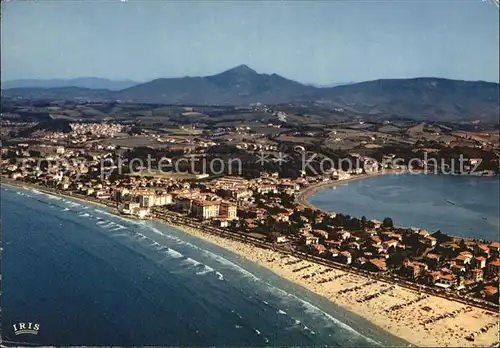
[295, 172, 387, 210]
[172, 223, 499, 347]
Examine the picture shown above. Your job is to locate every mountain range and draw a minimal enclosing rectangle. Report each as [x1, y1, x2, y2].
[3, 65, 499, 122]
[2, 77, 139, 91]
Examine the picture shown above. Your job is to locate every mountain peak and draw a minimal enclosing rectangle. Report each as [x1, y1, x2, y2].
[223, 64, 258, 75]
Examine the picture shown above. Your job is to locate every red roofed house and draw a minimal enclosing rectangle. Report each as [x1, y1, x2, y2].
[311, 244, 327, 256]
[338, 251, 352, 264]
[481, 285, 499, 302]
[367, 258, 388, 272]
[489, 242, 500, 255]
[383, 239, 399, 250]
[474, 256, 487, 269]
[303, 235, 319, 246]
[327, 248, 339, 258]
[423, 235, 437, 247]
[437, 273, 457, 287]
[370, 235, 382, 246]
[455, 254, 472, 266]
[486, 259, 500, 278]
[404, 261, 423, 279]
[459, 251, 473, 259]
[475, 244, 490, 257]
[312, 229, 329, 239]
[465, 268, 483, 283]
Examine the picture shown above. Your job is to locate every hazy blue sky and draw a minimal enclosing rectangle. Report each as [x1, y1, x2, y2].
[1, 0, 499, 84]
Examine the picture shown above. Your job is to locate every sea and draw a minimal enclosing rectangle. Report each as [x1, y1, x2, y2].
[309, 173, 500, 241]
[0, 185, 406, 346]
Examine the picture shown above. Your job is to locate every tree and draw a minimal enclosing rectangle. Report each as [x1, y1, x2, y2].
[382, 217, 394, 228]
[361, 216, 367, 227]
[459, 239, 467, 250]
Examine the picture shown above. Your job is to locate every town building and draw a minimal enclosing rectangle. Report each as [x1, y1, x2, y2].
[220, 202, 237, 220]
[192, 200, 220, 219]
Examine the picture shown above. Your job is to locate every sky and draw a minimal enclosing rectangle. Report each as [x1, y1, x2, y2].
[1, 0, 499, 84]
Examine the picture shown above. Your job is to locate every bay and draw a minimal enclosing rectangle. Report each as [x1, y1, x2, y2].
[309, 174, 500, 241]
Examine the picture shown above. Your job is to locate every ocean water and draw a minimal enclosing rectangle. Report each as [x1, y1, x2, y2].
[309, 174, 500, 241]
[0, 186, 405, 346]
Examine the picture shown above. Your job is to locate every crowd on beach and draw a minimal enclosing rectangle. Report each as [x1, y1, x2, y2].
[387, 294, 429, 312]
[179, 238, 499, 347]
[421, 306, 473, 325]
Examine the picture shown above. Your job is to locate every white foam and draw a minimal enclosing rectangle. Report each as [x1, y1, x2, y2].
[302, 325, 316, 335]
[253, 329, 261, 335]
[165, 248, 184, 259]
[196, 265, 215, 275]
[47, 214, 376, 344]
[190, 253, 379, 344]
[139, 224, 260, 280]
[277, 309, 287, 315]
[181, 258, 203, 268]
[112, 233, 129, 238]
[97, 210, 143, 226]
[295, 295, 378, 343]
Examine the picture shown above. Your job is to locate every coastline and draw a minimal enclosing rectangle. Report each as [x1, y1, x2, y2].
[296, 170, 499, 213]
[166, 223, 499, 348]
[298, 172, 500, 242]
[295, 172, 387, 210]
[3, 180, 499, 347]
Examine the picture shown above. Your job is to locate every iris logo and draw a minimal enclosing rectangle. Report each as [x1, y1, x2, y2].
[13, 322, 40, 336]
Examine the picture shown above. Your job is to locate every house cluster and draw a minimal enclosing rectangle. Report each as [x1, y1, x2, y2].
[111, 187, 173, 218]
[3, 139, 499, 304]
[1, 144, 112, 182]
[407, 241, 500, 299]
[289, 220, 406, 273]
[268, 207, 499, 301]
[169, 173, 304, 226]
[234, 142, 279, 152]
[41, 123, 124, 143]
[168, 188, 237, 224]
[70, 123, 124, 137]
